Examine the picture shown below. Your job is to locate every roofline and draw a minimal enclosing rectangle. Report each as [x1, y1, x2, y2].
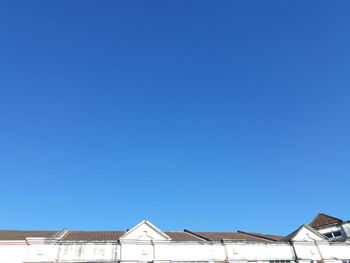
[119, 220, 171, 240]
[281, 224, 327, 242]
[310, 213, 343, 228]
[183, 229, 211, 241]
[313, 220, 350, 230]
[237, 230, 279, 242]
[184, 230, 278, 243]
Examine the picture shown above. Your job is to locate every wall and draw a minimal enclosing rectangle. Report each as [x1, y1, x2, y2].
[1, 239, 350, 263]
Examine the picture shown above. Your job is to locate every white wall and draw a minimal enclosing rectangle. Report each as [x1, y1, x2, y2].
[1, 240, 350, 263]
[319, 242, 350, 260]
[0, 244, 28, 263]
[342, 222, 350, 237]
[57, 243, 117, 262]
[1, 227, 350, 263]
[225, 243, 294, 261]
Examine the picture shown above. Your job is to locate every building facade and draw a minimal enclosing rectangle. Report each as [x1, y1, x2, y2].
[0, 213, 349, 263]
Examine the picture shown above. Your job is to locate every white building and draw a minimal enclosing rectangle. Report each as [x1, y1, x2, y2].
[0, 213, 349, 263]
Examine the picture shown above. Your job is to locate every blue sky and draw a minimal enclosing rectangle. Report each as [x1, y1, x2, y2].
[0, 1, 349, 235]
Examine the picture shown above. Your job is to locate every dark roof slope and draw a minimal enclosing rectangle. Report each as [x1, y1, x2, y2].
[310, 213, 343, 228]
[187, 231, 274, 242]
[61, 231, 207, 241]
[280, 229, 297, 242]
[0, 230, 265, 242]
[248, 233, 283, 241]
[164, 232, 204, 241]
[238, 231, 283, 241]
[0, 230, 58, 240]
[61, 231, 125, 241]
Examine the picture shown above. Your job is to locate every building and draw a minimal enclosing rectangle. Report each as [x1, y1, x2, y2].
[0, 213, 349, 263]
[309, 214, 350, 241]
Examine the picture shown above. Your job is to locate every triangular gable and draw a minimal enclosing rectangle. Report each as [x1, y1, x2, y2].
[282, 224, 327, 242]
[120, 220, 171, 241]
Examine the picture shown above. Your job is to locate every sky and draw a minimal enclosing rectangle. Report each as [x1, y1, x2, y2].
[0, 1, 349, 236]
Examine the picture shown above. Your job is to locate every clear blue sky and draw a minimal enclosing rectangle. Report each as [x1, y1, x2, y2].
[0, 1, 349, 235]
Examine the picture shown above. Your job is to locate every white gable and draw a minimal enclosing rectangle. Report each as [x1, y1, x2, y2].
[292, 225, 326, 242]
[120, 220, 171, 241]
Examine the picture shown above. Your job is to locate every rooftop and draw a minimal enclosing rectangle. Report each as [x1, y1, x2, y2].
[0, 213, 344, 242]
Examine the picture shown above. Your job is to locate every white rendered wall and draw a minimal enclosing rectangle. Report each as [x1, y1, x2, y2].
[57, 243, 117, 262]
[1, 238, 350, 262]
[225, 243, 294, 261]
[0, 244, 28, 263]
[153, 242, 222, 261]
[318, 242, 350, 260]
[342, 222, 350, 237]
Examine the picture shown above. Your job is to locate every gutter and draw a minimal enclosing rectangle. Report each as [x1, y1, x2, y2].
[289, 240, 298, 263]
[221, 239, 228, 261]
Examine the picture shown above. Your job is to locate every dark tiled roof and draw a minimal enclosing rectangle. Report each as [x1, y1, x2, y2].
[61, 231, 202, 242]
[310, 213, 343, 228]
[240, 232, 284, 241]
[0, 230, 58, 240]
[61, 231, 125, 241]
[164, 232, 203, 241]
[0, 230, 203, 242]
[190, 232, 272, 242]
[0, 230, 266, 242]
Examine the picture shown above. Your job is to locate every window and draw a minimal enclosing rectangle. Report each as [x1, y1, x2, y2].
[324, 231, 342, 238]
[324, 233, 333, 238]
[333, 231, 342, 237]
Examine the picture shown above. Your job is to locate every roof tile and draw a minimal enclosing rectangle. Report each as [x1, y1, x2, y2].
[61, 231, 125, 241]
[0, 230, 58, 240]
[165, 232, 203, 241]
[310, 213, 343, 228]
[191, 232, 273, 242]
